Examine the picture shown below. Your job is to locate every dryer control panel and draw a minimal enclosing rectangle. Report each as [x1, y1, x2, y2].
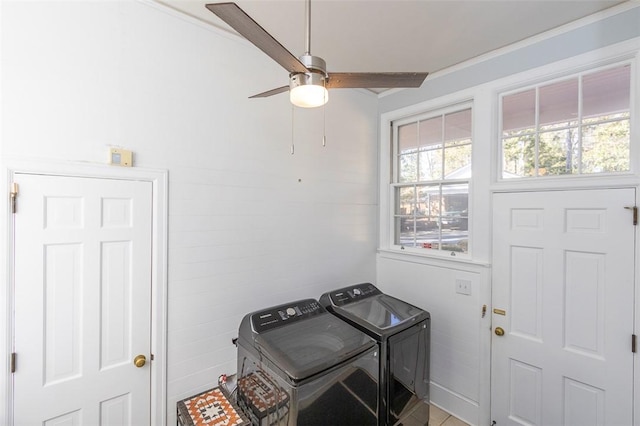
[327, 283, 381, 307]
[251, 298, 324, 333]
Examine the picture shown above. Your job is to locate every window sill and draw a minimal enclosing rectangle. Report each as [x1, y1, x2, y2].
[377, 248, 490, 270]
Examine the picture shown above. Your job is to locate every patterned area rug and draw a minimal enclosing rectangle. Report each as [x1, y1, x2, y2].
[179, 387, 248, 426]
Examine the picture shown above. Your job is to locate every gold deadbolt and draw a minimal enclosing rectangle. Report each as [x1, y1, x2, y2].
[133, 354, 147, 368]
[494, 327, 505, 336]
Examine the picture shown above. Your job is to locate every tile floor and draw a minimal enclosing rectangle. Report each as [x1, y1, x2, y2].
[428, 404, 470, 426]
[399, 400, 470, 426]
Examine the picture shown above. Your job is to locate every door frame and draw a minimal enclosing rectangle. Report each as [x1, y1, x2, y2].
[0, 158, 168, 425]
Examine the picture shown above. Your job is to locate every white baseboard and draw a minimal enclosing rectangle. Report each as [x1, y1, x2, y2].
[430, 381, 479, 426]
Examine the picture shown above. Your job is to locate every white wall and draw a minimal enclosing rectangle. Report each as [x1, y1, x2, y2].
[0, 1, 379, 424]
[377, 256, 490, 425]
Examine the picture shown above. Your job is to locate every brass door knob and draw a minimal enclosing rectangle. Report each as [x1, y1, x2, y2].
[133, 354, 147, 368]
[494, 327, 505, 336]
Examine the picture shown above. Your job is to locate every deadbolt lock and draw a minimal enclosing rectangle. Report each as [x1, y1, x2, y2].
[494, 327, 505, 336]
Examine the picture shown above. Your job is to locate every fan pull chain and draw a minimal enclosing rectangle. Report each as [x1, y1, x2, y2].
[322, 79, 327, 147]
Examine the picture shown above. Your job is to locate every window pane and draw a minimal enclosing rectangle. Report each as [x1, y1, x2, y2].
[416, 185, 442, 251]
[583, 65, 630, 119]
[395, 217, 416, 247]
[444, 139, 471, 178]
[399, 152, 418, 182]
[538, 129, 578, 175]
[502, 135, 535, 178]
[419, 145, 443, 181]
[581, 119, 630, 173]
[441, 183, 468, 253]
[539, 78, 578, 131]
[445, 109, 472, 142]
[396, 186, 416, 215]
[418, 185, 441, 218]
[419, 116, 442, 147]
[502, 89, 535, 135]
[399, 122, 418, 153]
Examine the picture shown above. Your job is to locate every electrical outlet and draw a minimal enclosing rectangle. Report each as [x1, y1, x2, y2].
[455, 279, 472, 295]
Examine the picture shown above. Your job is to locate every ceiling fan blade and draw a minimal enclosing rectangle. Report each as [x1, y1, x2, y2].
[205, 2, 308, 74]
[249, 85, 289, 98]
[326, 72, 429, 89]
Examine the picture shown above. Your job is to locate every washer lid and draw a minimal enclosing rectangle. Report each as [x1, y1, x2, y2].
[254, 312, 376, 382]
[337, 294, 428, 333]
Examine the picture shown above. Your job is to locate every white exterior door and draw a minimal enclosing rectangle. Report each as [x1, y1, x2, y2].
[12, 173, 153, 425]
[491, 188, 635, 425]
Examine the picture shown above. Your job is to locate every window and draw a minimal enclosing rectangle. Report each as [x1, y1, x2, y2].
[501, 64, 631, 178]
[392, 106, 472, 254]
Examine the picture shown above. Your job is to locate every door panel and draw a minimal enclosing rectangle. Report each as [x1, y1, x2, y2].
[491, 189, 635, 425]
[13, 174, 152, 425]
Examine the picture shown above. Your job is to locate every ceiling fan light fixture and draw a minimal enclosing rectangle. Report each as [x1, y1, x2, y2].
[289, 72, 328, 108]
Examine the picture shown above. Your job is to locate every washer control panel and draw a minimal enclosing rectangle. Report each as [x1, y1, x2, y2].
[328, 283, 381, 307]
[251, 299, 324, 333]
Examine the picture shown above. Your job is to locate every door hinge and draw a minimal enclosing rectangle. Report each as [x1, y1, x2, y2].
[10, 182, 19, 214]
[633, 334, 637, 353]
[624, 206, 637, 225]
[10, 352, 16, 373]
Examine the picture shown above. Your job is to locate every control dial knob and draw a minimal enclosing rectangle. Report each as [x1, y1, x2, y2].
[286, 307, 296, 316]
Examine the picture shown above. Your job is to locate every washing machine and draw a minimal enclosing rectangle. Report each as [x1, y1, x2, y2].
[236, 298, 379, 426]
[320, 283, 430, 426]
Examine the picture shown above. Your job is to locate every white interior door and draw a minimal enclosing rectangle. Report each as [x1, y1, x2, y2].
[12, 173, 153, 425]
[491, 188, 635, 426]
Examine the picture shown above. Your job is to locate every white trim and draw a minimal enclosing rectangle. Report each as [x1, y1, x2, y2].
[0, 158, 169, 426]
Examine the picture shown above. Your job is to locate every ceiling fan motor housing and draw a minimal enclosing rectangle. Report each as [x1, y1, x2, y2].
[298, 54, 327, 75]
[290, 54, 327, 90]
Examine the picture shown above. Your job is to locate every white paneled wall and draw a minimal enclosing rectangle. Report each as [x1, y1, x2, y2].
[377, 254, 491, 425]
[1, 1, 378, 423]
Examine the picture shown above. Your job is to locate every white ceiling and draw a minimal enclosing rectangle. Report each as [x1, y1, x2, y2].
[157, 0, 628, 77]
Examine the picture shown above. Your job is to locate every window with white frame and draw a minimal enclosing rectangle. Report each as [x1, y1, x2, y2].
[391, 105, 472, 254]
[500, 63, 631, 178]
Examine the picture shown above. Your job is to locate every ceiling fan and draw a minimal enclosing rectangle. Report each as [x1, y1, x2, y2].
[205, 1, 429, 108]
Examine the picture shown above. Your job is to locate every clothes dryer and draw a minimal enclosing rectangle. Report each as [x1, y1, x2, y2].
[320, 284, 430, 426]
